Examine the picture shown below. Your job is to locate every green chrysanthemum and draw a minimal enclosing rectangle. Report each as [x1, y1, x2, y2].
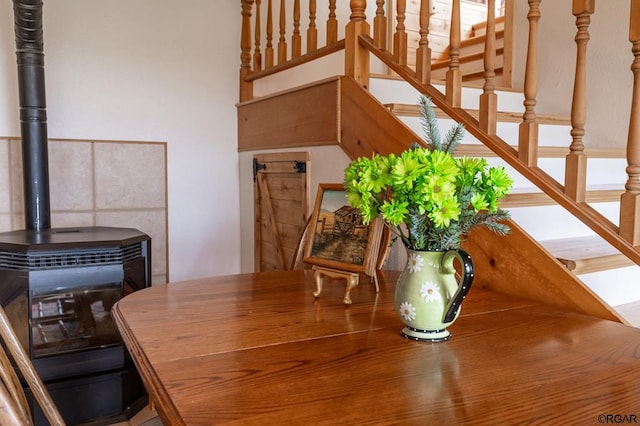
[486, 166, 513, 197]
[429, 197, 461, 228]
[423, 174, 457, 205]
[379, 199, 409, 226]
[391, 153, 422, 191]
[470, 192, 489, 212]
[426, 149, 459, 179]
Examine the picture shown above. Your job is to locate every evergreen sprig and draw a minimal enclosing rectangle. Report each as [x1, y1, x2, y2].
[418, 95, 465, 154]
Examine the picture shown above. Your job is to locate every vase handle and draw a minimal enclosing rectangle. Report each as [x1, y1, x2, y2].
[441, 249, 474, 323]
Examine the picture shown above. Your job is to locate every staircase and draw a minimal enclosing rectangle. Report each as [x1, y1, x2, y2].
[237, 1, 640, 325]
[431, 16, 506, 83]
[376, 78, 640, 317]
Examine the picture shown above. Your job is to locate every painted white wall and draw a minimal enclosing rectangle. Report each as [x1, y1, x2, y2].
[0, 0, 241, 281]
[512, 0, 632, 148]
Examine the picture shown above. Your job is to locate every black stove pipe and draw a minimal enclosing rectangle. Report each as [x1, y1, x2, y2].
[13, 0, 51, 231]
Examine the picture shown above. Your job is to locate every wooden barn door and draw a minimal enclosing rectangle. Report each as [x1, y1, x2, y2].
[253, 152, 309, 272]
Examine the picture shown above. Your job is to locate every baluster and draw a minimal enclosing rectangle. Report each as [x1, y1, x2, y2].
[307, 0, 318, 52]
[415, 0, 432, 84]
[278, 0, 288, 63]
[292, 0, 302, 57]
[446, 0, 462, 107]
[620, 0, 640, 245]
[266, 0, 274, 67]
[373, 0, 387, 50]
[254, 0, 262, 72]
[345, 0, 370, 88]
[327, 0, 338, 44]
[240, 0, 254, 102]
[394, 0, 408, 66]
[518, 0, 541, 166]
[479, 0, 497, 134]
[565, 0, 594, 202]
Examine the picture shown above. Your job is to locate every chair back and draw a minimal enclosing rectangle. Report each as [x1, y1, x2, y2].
[0, 305, 65, 425]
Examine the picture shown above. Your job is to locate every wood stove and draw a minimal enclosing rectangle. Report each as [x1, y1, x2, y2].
[1, 1, 152, 424]
[0, 227, 151, 425]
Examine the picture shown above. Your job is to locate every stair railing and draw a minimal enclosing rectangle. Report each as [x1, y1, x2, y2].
[238, 0, 640, 257]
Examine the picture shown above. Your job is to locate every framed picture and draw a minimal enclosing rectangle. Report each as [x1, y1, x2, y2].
[303, 183, 383, 275]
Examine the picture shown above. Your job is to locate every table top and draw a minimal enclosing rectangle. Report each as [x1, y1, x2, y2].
[113, 269, 640, 425]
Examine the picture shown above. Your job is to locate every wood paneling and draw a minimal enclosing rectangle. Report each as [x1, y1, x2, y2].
[238, 78, 340, 151]
[462, 219, 625, 323]
[339, 76, 421, 158]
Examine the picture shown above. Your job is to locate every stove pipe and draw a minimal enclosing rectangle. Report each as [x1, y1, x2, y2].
[13, 0, 51, 231]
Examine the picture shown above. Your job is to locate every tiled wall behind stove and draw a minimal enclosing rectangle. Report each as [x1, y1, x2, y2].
[0, 137, 168, 285]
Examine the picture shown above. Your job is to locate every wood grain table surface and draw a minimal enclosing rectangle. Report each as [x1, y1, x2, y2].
[112, 269, 640, 425]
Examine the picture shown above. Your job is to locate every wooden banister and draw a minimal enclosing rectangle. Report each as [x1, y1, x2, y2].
[518, 0, 541, 167]
[292, 0, 302, 58]
[415, 0, 432, 84]
[307, 0, 318, 52]
[565, 0, 595, 203]
[479, 0, 497, 135]
[446, 0, 462, 107]
[278, 0, 287, 64]
[254, 0, 263, 72]
[393, 0, 408, 66]
[266, 0, 275, 67]
[373, 0, 387, 49]
[327, 0, 338, 44]
[620, 0, 640, 246]
[240, 0, 254, 102]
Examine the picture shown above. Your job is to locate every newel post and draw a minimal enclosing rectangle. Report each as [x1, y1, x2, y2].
[345, 0, 370, 89]
[565, 0, 594, 202]
[240, 0, 254, 102]
[620, 0, 640, 245]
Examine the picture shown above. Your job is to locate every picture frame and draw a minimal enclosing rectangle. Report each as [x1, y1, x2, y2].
[303, 183, 383, 275]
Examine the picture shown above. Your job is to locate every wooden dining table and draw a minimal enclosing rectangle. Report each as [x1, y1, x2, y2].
[112, 269, 640, 425]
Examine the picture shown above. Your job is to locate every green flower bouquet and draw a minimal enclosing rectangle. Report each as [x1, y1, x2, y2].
[343, 96, 513, 251]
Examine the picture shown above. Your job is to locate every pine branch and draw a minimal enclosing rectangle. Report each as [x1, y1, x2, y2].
[418, 95, 441, 150]
[442, 122, 465, 154]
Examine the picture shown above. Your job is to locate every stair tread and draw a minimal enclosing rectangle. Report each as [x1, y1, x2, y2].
[508, 184, 623, 194]
[614, 300, 640, 326]
[459, 28, 505, 49]
[471, 15, 506, 32]
[385, 103, 570, 126]
[502, 186, 623, 208]
[539, 235, 636, 274]
[453, 143, 625, 159]
[541, 236, 622, 260]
